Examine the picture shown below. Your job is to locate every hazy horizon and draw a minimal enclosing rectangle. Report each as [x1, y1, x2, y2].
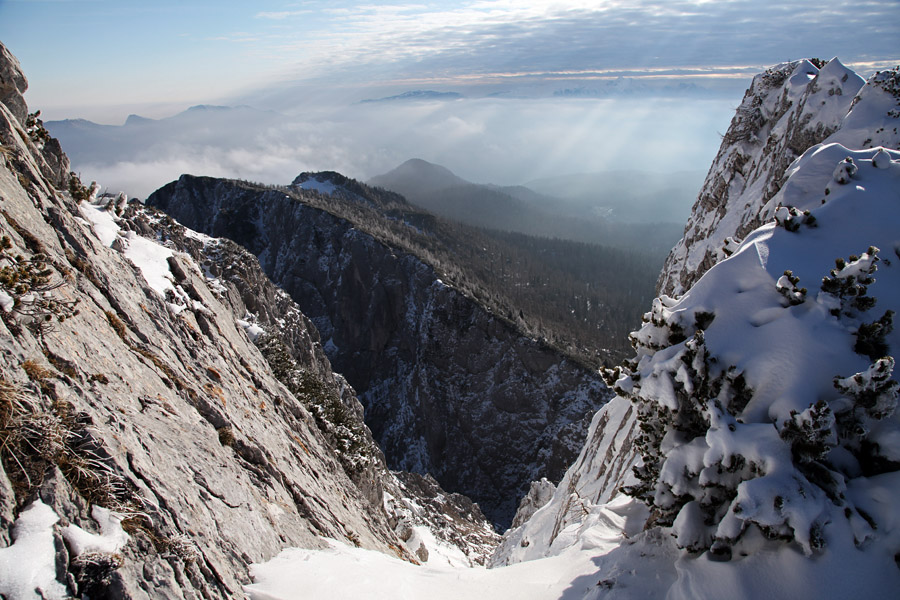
[45, 94, 730, 199]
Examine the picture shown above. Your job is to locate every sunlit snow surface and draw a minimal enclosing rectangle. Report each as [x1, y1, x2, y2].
[294, 175, 337, 196]
[246, 538, 622, 600]
[61, 505, 129, 557]
[78, 198, 228, 315]
[0, 502, 128, 600]
[0, 502, 67, 600]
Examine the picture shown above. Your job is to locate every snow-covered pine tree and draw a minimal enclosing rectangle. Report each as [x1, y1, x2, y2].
[607, 229, 899, 561]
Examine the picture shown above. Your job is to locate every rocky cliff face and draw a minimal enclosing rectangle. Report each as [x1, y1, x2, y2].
[126, 203, 500, 566]
[0, 41, 498, 598]
[657, 58, 881, 297]
[148, 174, 609, 527]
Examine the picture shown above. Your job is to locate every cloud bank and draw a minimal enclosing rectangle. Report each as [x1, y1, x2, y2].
[49, 95, 735, 201]
[7, 0, 895, 122]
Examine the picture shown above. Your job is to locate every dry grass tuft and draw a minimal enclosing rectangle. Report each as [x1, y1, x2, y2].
[21, 359, 51, 383]
[105, 311, 128, 341]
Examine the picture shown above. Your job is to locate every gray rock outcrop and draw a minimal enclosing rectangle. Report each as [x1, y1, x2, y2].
[657, 58, 864, 297]
[0, 40, 417, 597]
[0, 42, 28, 125]
[127, 206, 500, 564]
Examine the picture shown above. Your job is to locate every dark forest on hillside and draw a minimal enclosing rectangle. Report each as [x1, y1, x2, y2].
[279, 174, 665, 366]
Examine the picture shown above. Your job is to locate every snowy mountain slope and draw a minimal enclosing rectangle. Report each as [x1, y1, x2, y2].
[148, 173, 609, 527]
[485, 143, 900, 597]
[246, 536, 616, 600]
[656, 58, 900, 298]
[629, 142, 899, 548]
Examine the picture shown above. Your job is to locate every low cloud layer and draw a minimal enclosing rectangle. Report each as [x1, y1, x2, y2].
[49, 95, 735, 201]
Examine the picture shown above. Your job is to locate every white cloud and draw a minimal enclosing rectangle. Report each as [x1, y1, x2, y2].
[53, 95, 736, 199]
[255, 10, 312, 20]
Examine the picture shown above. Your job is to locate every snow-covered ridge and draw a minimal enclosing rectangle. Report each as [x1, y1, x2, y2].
[658, 58, 899, 298]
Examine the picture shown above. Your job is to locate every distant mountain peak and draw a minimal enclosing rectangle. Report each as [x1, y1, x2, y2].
[185, 103, 232, 112]
[394, 157, 463, 178]
[123, 113, 154, 126]
[400, 157, 440, 168]
[369, 158, 470, 195]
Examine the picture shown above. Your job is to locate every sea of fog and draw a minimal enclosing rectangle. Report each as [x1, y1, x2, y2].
[48, 95, 736, 204]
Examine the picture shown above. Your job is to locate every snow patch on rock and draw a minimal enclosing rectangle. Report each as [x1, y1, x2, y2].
[61, 505, 129, 557]
[0, 501, 67, 600]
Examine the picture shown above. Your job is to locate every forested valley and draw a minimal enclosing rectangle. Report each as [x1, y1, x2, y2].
[277, 173, 667, 366]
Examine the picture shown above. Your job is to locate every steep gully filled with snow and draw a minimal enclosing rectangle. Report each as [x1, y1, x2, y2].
[1, 45, 899, 599]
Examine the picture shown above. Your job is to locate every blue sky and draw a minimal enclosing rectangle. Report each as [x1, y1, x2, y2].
[1, 0, 897, 120]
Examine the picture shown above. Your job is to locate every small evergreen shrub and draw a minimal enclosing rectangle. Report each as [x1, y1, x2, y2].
[255, 333, 374, 476]
[0, 235, 79, 336]
[24, 110, 51, 147]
